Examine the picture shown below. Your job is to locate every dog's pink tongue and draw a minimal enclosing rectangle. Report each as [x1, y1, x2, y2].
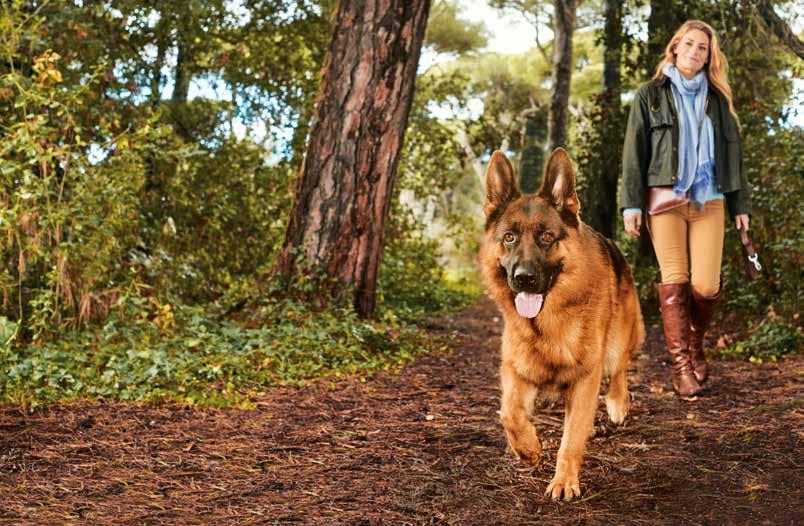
[515, 292, 543, 318]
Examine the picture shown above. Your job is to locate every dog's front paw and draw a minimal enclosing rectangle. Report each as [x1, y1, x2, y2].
[502, 415, 543, 465]
[545, 471, 581, 501]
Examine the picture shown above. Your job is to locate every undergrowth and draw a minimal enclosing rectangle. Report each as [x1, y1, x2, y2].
[0, 273, 480, 410]
[716, 316, 801, 364]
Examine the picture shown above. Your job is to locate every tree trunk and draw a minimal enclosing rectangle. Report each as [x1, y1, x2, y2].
[602, 0, 622, 97]
[546, 0, 576, 152]
[643, 0, 687, 76]
[583, 0, 622, 238]
[172, 38, 190, 104]
[275, 0, 431, 318]
[150, 38, 166, 105]
[456, 127, 485, 188]
[518, 106, 547, 194]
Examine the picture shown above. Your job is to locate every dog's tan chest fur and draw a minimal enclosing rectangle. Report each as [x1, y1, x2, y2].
[503, 317, 596, 392]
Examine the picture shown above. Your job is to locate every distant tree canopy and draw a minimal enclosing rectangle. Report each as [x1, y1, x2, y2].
[426, 0, 489, 54]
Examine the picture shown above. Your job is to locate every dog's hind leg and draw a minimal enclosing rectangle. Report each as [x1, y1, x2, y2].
[499, 363, 542, 465]
[605, 297, 643, 425]
[605, 363, 629, 425]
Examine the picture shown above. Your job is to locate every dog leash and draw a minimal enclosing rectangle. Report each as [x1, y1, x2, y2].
[738, 226, 762, 280]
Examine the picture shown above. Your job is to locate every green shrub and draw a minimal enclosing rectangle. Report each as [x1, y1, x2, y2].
[717, 317, 801, 364]
[0, 39, 163, 336]
[376, 195, 480, 324]
[141, 137, 294, 302]
[0, 291, 450, 409]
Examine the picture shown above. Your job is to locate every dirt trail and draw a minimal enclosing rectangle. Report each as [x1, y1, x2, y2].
[1, 297, 802, 525]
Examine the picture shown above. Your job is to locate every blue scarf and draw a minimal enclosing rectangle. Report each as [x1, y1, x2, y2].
[662, 63, 715, 207]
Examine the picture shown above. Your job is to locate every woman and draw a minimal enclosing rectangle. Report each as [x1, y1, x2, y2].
[620, 20, 751, 398]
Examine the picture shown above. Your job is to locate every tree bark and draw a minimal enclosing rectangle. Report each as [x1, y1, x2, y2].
[546, 0, 576, 152]
[275, 0, 431, 318]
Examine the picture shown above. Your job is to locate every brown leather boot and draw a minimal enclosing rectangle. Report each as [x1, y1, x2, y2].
[689, 286, 722, 383]
[657, 282, 702, 398]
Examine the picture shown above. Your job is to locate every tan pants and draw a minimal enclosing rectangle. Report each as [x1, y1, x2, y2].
[648, 200, 724, 297]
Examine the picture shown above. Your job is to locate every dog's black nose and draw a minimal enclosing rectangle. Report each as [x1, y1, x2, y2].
[513, 266, 538, 288]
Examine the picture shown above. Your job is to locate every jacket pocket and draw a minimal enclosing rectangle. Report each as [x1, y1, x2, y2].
[647, 114, 673, 177]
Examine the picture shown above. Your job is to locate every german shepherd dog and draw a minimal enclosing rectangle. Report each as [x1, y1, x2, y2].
[480, 148, 644, 501]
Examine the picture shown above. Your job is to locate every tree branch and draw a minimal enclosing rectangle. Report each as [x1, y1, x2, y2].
[532, 15, 552, 65]
[756, 0, 804, 59]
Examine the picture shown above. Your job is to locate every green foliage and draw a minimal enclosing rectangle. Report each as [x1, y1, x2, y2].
[0, 7, 162, 335]
[717, 317, 801, 364]
[445, 51, 549, 158]
[35, 0, 332, 127]
[0, 1, 327, 334]
[720, 122, 803, 320]
[378, 208, 480, 323]
[0, 0, 476, 411]
[141, 137, 295, 301]
[378, 68, 482, 323]
[397, 71, 472, 206]
[0, 1, 487, 409]
[693, 1, 802, 321]
[0, 291, 448, 409]
[0, 315, 18, 348]
[575, 90, 626, 235]
[426, 1, 490, 55]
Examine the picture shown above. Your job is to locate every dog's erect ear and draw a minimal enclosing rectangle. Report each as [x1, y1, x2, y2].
[484, 151, 520, 218]
[538, 147, 580, 215]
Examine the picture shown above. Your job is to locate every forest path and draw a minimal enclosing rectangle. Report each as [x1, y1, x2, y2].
[0, 297, 802, 525]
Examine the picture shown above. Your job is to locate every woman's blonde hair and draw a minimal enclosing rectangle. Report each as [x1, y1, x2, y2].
[652, 20, 738, 120]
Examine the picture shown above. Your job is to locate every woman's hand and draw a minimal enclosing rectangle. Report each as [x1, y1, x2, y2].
[624, 211, 642, 237]
[735, 214, 750, 232]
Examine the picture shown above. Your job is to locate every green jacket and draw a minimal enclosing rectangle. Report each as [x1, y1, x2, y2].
[620, 77, 751, 218]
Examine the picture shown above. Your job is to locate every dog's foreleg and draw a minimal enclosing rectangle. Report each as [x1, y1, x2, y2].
[545, 363, 603, 501]
[499, 362, 541, 465]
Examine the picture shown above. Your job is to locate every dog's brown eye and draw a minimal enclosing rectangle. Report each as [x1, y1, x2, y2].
[540, 232, 555, 244]
[503, 232, 515, 243]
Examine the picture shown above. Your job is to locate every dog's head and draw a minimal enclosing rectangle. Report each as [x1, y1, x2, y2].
[482, 148, 581, 318]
